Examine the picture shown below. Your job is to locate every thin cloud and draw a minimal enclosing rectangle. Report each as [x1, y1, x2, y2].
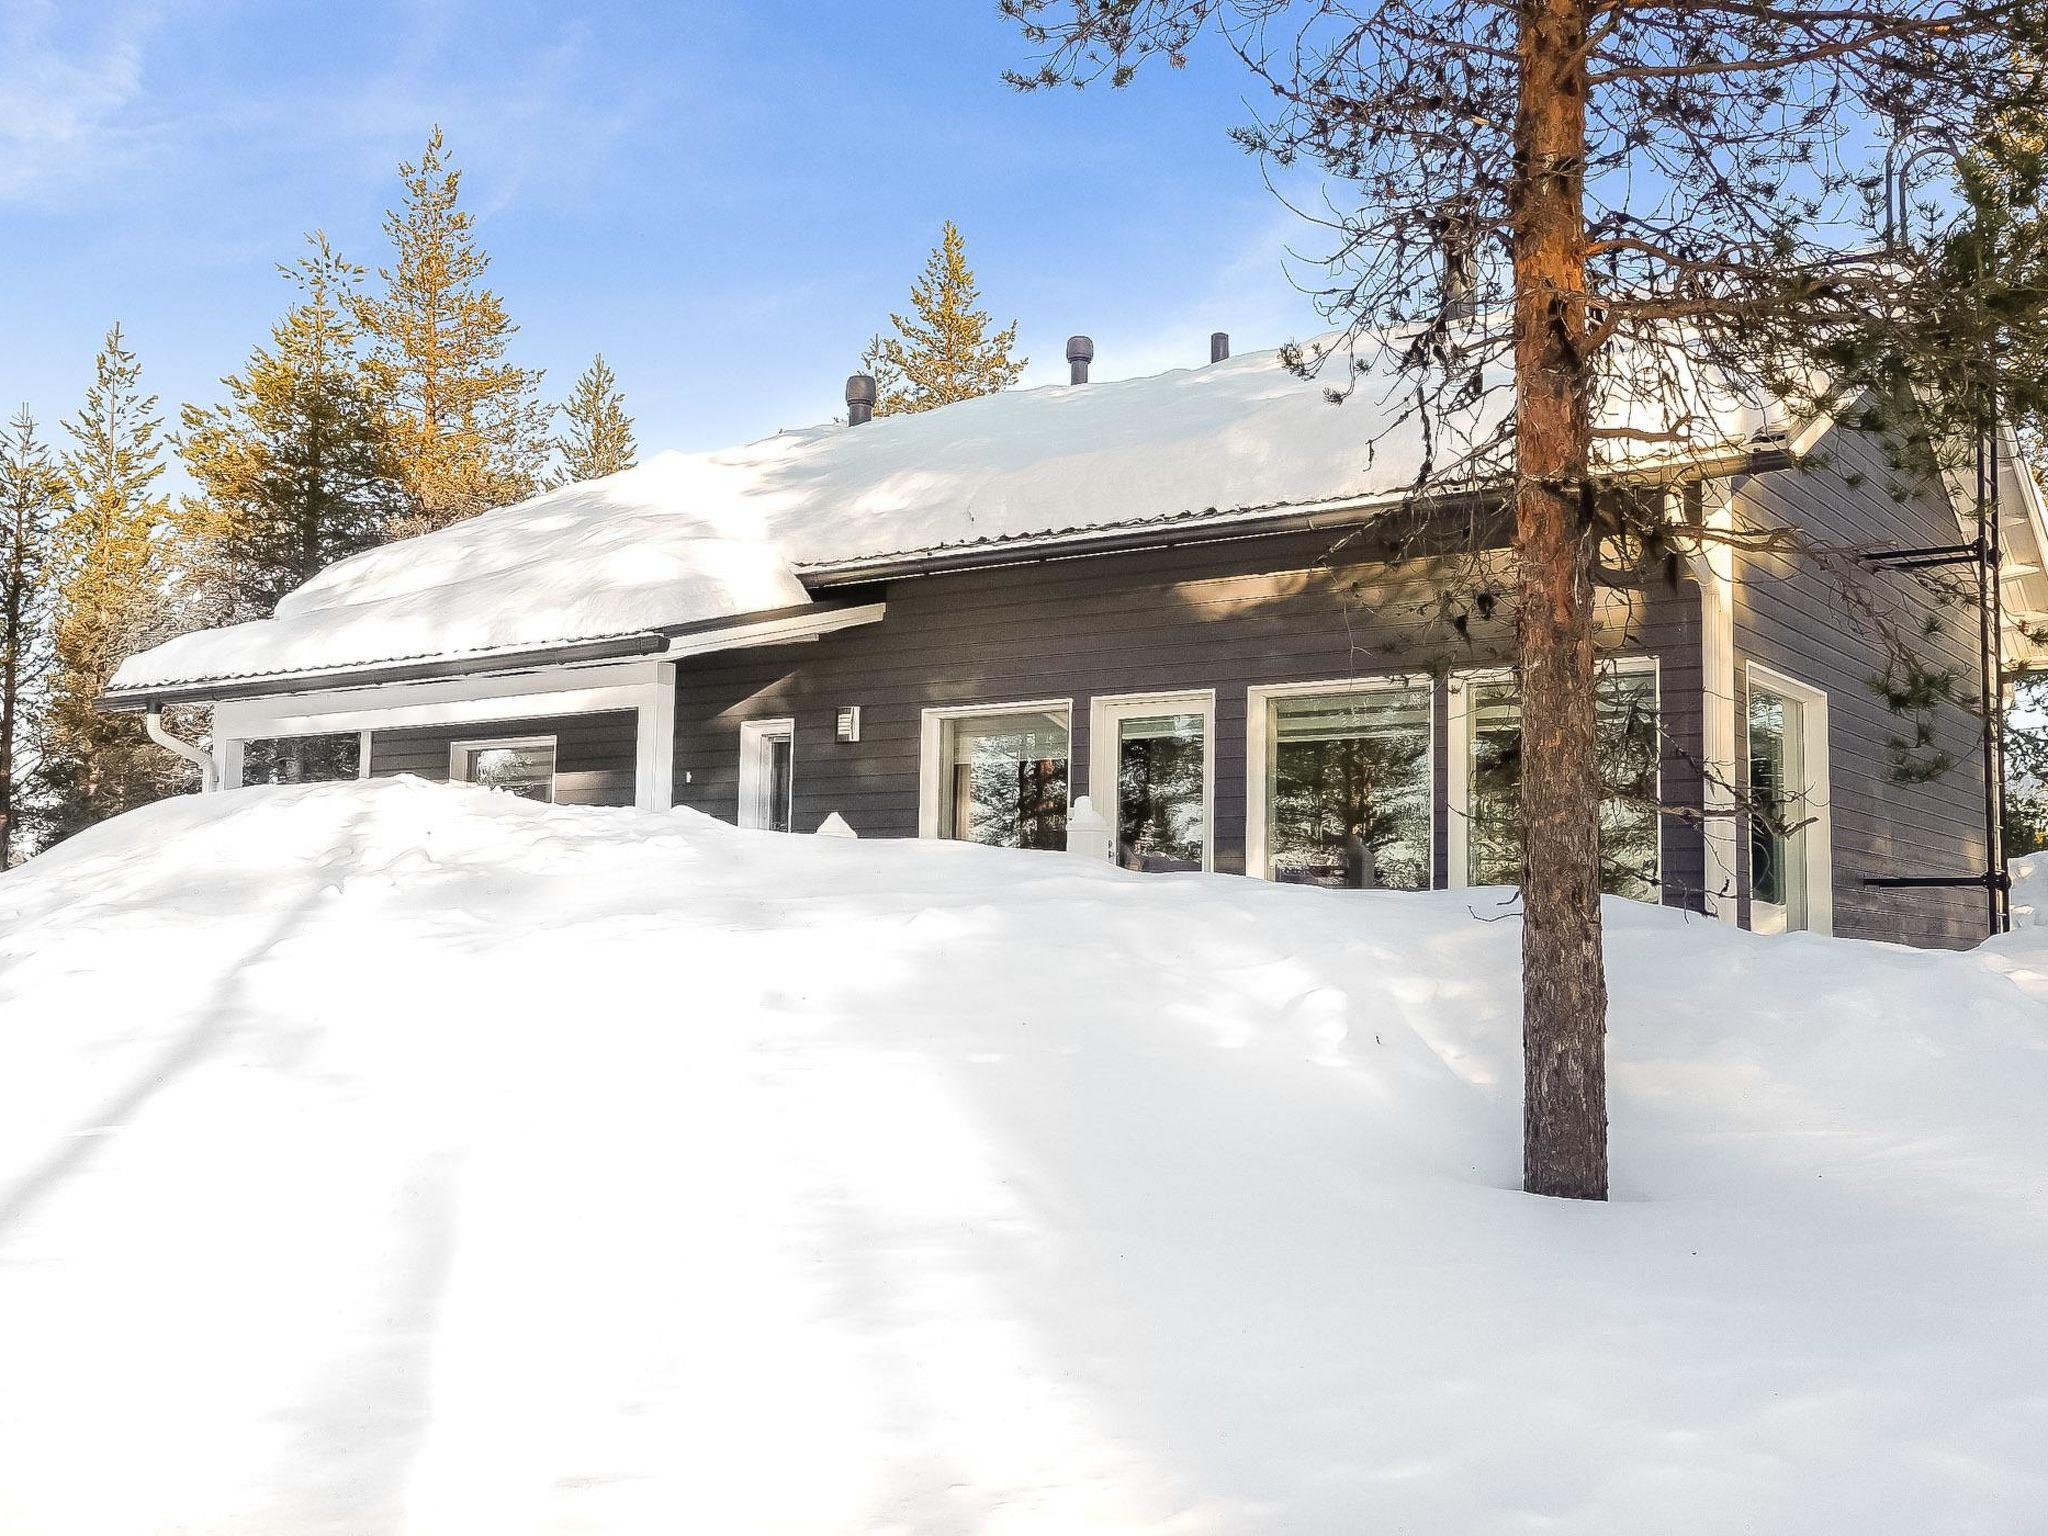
[0, 4, 650, 218]
[0, 0, 162, 201]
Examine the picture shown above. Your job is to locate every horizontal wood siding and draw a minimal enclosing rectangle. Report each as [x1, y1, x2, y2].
[675, 528, 1708, 906]
[1730, 428, 1989, 947]
[368, 710, 638, 807]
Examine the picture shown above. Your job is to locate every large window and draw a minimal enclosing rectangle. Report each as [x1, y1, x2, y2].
[1091, 692, 1214, 873]
[1455, 662, 1662, 900]
[1250, 680, 1432, 889]
[1745, 665, 1832, 934]
[924, 704, 1071, 849]
[450, 736, 557, 802]
[240, 733, 361, 787]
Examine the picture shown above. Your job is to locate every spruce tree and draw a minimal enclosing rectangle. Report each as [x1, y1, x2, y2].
[0, 407, 64, 865]
[178, 233, 402, 621]
[356, 126, 549, 535]
[37, 325, 189, 844]
[861, 222, 1026, 416]
[551, 353, 638, 486]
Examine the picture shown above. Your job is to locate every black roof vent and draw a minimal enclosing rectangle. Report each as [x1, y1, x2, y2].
[846, 373, 877, 426]
[1066, 334, 1094, 385]
[1210, 332, 1230, 363]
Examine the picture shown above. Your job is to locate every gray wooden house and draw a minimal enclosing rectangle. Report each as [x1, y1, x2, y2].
[106, 336, 2048, 948]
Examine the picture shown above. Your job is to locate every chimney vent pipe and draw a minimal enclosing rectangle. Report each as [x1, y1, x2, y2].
[845, 373, 877, 426]
[1066, 335, 1094, 385]
[1210, 332, 1230, 364]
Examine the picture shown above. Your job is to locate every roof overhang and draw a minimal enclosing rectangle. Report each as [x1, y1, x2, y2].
[99, 599, 894, 712]
[796, 495, 1417, 587]
[660, 600, 886, 656]
[99, 630, 674, 712]
[797, 447, 1782, 589]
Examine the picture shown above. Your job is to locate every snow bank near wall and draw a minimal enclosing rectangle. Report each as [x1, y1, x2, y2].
[1, 780, 2043, 1533]
[2011, 853, 2043, 927]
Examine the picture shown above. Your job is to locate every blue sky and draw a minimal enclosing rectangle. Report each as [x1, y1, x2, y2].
[0, 0, 1328, 480]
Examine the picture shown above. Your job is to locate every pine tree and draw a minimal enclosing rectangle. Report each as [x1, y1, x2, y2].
[356, 126, 549, 535]
[551, 353, 638, 485]
[177, 233, 402, 621]
[0, 407, 64, 865]
[37, 325, 189, 844]
[1008, 0, 2038, 1199]
[861, 222, 1026, 416]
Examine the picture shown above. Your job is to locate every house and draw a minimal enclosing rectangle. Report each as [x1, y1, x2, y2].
[104, 334, 2048, 948]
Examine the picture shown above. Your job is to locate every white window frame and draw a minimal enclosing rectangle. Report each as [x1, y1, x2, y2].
[737, 717, 797, 831]
[448, 733, 558, 803]
[1245, 675, 1436, 885]
[211, 657, 677, 810]
[1088, 689, 1218, 873]
[1742, 661, 1834, 937]
[1445, 655, 1662, 894]
[917, 699, 1074, 841]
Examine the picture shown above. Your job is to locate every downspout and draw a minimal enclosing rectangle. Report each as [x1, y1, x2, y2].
[146, 705, 219, 792]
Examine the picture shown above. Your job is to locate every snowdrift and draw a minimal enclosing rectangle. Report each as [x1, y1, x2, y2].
[0, 780, 2043, 1534]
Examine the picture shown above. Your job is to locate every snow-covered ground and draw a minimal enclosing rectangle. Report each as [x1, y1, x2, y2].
[1, 780, 2043, 1534]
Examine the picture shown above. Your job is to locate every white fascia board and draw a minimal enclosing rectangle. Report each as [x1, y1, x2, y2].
[212, 657, 672, 740]
[1782, 388, 1868, 463]
[661, 603, 886, 659]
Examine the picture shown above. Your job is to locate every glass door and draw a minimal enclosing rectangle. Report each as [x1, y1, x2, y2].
[1747, 687, 1807, 933]
[739, 718, 795, 832]
[1090, 693, 1214, 872]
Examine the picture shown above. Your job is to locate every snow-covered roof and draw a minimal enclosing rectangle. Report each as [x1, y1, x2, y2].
[111, 337, 1785, 697]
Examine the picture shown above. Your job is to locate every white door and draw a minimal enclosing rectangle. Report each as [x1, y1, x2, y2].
[738, 718, 795, 832]
[1745, 667, 1831, 935]
[1089, 692, 1215, 872]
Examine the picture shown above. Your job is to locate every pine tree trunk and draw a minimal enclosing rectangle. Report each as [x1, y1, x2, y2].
[1513, 0, 1607, 1200]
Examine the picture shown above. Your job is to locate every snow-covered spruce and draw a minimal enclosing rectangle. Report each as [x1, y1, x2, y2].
[0, 778, 2043, 1532]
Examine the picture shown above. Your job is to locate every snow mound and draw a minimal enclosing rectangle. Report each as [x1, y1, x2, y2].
[2, 780, 2044, 1534]
[113, 333, 1784, 692]
[2011, 853, 2044, 927]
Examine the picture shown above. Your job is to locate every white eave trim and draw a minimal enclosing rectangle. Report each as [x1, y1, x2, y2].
[662, 602, 886, 658]
[1782, 389, 1867, 463]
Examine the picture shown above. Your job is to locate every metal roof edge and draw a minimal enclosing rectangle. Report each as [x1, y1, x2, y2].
[99, 631, 671, 712]
[797, 452, 1778, 588]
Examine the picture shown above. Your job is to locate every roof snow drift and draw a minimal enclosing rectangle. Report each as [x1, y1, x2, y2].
[111, 337, 1785, 696]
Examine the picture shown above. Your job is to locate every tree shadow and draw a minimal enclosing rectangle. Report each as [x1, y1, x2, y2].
[0, 805, 373, 1241]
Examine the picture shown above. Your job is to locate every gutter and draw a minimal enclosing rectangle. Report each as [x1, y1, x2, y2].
[145, 706, 218, 792]
[796, 495, 1419, 588]
[798, 445, 1787, 589]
